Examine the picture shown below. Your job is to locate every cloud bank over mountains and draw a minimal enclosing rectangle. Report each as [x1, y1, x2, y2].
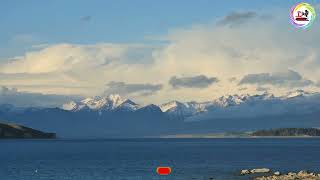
[0, 9, 319, 105]
[0, 86, 80, 107]
[239, 70, 315, 87]
[105, 81, 163, 96]
[169, 75, 218, 89]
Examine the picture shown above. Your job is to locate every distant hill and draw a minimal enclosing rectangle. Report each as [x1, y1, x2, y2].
[251, 128, 320, 136]
[0, 122, 56, 139]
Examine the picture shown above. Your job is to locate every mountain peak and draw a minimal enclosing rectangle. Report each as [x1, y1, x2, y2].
[138, 104, 162, 113]
[62, 94, 137, 111]
[285, 89, 310, 98]
[212, 92, 275, 107]
[213, 94, 246, 107]
[107, 94, 123, 102]
[62, 101, 78, 111]
[115, 99, 140, 111]
[160, 100, 183, 112]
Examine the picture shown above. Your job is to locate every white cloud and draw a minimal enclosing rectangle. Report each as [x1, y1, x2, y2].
[0, 43, 131, 74]
[0, 43, 158, 98]
[0, 9, 320, 104]
[0, 86, 80, 107]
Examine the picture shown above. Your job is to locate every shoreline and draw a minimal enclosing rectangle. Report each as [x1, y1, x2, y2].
[240, 168, 320, 180]
[2, 136, 320, 140]
[158, 135, 320, 139]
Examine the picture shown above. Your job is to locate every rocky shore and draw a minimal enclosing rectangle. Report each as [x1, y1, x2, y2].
[240, 168, 320, 180]
[254, 170, 320, 180]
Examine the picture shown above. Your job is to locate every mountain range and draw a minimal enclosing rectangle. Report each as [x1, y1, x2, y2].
[0, 90, 319, 138]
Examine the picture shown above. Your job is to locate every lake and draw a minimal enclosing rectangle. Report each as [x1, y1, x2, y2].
[0, 138, 319, 180]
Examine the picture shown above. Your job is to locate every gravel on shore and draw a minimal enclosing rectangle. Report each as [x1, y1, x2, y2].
[254, 170, 320, 180]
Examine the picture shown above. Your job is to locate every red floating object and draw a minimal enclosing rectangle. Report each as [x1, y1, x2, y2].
[156, 167, 171, 175]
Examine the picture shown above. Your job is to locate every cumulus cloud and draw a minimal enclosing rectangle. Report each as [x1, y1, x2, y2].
[0, 6, 319, 104]
[0, 86, 80, 107]
[216, 11, 258, 26]
[0, 43, 158, 97]
[104, 81, 162, 96]
[256, 87, 270, 92]
[0, 72, 95, 96]
[0, 43, 156, 74]
[169, 75, 218, 89]
[238, 87, 248, 91]
[229, 77, 237, 82]
[239, 70, 315, 87]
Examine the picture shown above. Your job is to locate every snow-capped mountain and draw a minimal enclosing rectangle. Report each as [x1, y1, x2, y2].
[212, 92, 275, 107]
[62, 94, 139, 112]
[158, 90, 320, 121]
[283, 89, 314, 99]
[1, 90, 320, 138]
[62, 101, 78, 111]
[160, 101, 208, 119]
[158, 92, 276, 120]
[61, 90, 318, 120]
[115, 99, 140, 112]
[186, 90, 320, 121]
[212, 94, 247, 107]
[137, 104, 162, 113]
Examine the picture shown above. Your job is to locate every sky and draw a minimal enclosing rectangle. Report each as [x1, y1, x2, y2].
[0, 0, 320, 107]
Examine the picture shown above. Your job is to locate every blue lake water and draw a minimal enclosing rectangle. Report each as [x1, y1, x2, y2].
[0, 138, 320, 180]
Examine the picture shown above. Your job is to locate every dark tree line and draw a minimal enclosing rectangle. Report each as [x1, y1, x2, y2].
[251, 128, 320, 136]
